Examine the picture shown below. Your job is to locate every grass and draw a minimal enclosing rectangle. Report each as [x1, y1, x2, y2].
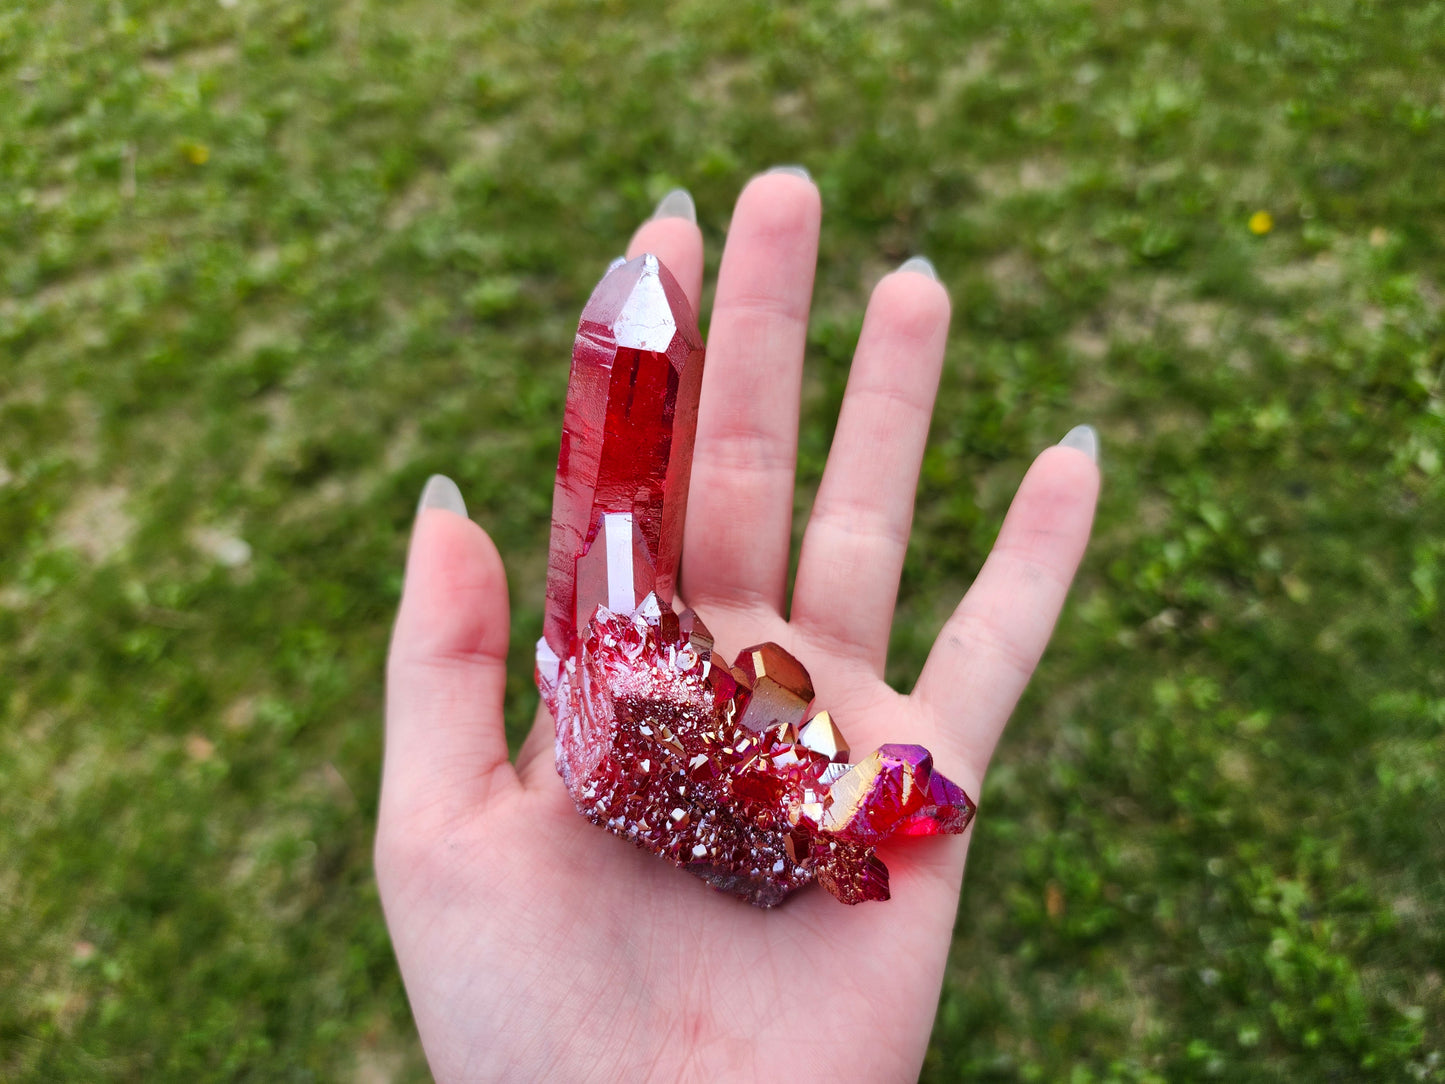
[2, 0, 1442, 1079]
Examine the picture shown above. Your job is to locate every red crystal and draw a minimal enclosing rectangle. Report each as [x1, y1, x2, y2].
[574, 511, 655, 630]
[731, 642, 816, 733]
[536, 254, 976, 907]
[543, 253, 704, 657]
[797, 710, 849, 762]
[820, 744, 975, 844]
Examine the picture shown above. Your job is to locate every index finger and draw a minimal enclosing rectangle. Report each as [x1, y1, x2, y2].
[625, 188, 705, 316]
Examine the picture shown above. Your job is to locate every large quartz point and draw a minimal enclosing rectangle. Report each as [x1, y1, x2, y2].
[536, 254, 975, 907]
[542, 253, 703, 658]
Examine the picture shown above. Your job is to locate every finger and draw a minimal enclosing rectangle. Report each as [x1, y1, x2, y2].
[791, 260, 950, 673]
[683, 168, 822, 613]
[913, 438, 1100, 774]
[383, 476, 517, 823]
[625, 187, 704, 316]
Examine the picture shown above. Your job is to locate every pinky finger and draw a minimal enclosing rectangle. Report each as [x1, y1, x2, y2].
[913, 432, 1100, 775]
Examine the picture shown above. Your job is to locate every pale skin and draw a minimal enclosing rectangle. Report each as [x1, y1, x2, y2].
[376, 171, 1101, 1082]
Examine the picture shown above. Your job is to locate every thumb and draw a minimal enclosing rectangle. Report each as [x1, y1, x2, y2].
[382, 475, 517, 827]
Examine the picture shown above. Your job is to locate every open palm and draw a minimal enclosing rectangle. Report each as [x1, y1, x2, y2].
[376, 171, 1100, 1082]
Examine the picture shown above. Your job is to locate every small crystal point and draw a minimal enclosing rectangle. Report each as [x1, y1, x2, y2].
[815, 845, 890, 904]
[895, 770, 976, 838]
[678, 607, 713, 653]
[823, 744, 973, 846]
[797, 710, 849, 762]
[732, 643, 815, 732]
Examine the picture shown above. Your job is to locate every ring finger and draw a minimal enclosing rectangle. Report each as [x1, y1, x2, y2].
[790, 261, 951, 674]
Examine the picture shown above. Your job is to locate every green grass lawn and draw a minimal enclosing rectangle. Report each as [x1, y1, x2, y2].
[3, 0, 1442, 1079]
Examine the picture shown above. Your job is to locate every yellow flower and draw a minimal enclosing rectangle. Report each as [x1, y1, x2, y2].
[183, 141, 211, 166]
[1248, 210, 1273, 235]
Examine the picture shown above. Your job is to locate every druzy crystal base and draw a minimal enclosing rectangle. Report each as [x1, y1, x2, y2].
[536, 254, 975, 907]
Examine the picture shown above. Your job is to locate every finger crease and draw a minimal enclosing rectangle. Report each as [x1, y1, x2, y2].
[941, 608, 1040, 682]
[806, 502, 913, 551]
[694, 436, 797, 476]
[983, 542, 1076, 593]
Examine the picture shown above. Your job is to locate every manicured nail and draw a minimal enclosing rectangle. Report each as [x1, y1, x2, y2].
[417, 474, 467, 518]
[767, 164, 812, 182]
[651, 187, 696, 224]
[897, 255, 938, 281]
[1057, 424, 1098, 463]
[605, 255, 627, 274]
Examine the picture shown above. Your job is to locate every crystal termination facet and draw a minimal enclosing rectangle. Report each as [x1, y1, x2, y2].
[536, 254, 975, 907]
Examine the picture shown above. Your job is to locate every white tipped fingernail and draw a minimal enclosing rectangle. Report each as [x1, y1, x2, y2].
[605, 255, 627, 274]
[766, 164, 812, 181]
[417, 474, 467, 518]
[897, 256, 938, 281]
[651, 187, 696, 223]
[1058, 424, 1099, 463]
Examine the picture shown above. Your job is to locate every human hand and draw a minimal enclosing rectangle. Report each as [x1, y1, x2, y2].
[376, 170, 1100, 1082]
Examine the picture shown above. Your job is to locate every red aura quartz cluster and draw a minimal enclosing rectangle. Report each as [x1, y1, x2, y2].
[535, 254, 975, 907]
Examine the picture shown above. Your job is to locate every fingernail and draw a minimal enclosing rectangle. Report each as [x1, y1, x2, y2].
[897, 255, 938, 281]
[605, 255, 627, 274]
[766, 164, 812, 182]
[1057, 424, 1099, 463]
[417, 474, 467, 518]
[651, 187, 696, 224]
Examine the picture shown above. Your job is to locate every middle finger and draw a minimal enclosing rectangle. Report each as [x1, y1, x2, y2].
[682, 169, 821, 615]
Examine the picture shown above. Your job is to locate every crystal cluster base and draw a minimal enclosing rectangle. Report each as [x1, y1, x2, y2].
[536, 254, 975, 907]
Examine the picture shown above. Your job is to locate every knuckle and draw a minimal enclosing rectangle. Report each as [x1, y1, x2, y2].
[946, 608, 1040, 681]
